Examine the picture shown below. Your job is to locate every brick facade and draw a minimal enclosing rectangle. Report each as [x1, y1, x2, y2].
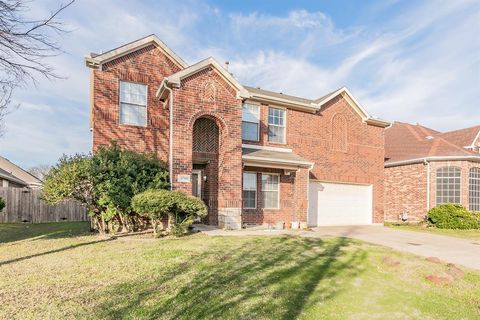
[89, 40, 387, 228]
[385, 160, 480, 222]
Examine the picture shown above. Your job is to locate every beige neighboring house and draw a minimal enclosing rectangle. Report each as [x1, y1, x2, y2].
[0, 156, 43, 188]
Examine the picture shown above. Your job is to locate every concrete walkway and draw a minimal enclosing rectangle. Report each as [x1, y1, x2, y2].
[194, 224, 480, 270]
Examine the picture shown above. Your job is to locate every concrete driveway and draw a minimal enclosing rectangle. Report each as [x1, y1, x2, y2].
[311, 226, 480, 270]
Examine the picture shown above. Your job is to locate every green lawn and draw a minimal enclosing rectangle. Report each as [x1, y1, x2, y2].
[0, 223, 479, 319]
[385, 223, 480, 240]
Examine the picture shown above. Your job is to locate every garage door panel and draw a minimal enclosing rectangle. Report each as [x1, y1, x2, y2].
[308, 181, 372, 227]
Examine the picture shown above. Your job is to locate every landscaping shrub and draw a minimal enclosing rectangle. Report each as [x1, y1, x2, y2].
[132, 189, 207, 236]
[0, 197, 5, 211]
[42, 142, 169, 234]
[427, 204, 480, 229]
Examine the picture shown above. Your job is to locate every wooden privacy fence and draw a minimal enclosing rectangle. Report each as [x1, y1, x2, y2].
[0, 187, 88, 223]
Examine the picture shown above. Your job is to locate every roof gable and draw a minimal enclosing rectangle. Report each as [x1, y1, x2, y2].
[316, 87, 390, 128]
[85, 34, 188, 69]
[164, 57, 250, 99]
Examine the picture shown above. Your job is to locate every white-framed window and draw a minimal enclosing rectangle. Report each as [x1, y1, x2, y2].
[436, 166, 461, 205]
[242, 103, 260, 141]
[469, 167, 480, 211]
[243, 172, 257, 209]
[268, 107, 286, 143]
[119, 81, 147, 126]
[262, 173, 280, 209]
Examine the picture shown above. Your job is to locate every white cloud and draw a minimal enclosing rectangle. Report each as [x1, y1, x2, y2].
[1, 0, 478, 168]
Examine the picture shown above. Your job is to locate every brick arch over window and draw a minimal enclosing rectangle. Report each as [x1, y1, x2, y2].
[436, 166, 461, 205]
[469, 167, 480, 211]
[192, 117, 219, 153]
[331, 113, 348, 151]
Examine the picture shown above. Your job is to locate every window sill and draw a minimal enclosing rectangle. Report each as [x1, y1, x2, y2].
[118, 123, 148, 129]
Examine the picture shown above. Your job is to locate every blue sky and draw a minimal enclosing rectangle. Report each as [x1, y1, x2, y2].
[2, 0, 479, 168]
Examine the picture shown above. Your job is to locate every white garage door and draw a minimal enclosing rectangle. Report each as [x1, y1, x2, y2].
[308, 181, 373, 226]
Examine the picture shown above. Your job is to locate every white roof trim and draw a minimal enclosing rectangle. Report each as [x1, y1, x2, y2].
[317, 87, 391, 128]
[468, 129, 480, 148]
[385, 156, 480, 167]
[241, 144, 292, 153]
[166, 57, 250, 99]
[85, 34, 188, 69]
[242, 154, 314, 167]
[246, 93, 319, 113]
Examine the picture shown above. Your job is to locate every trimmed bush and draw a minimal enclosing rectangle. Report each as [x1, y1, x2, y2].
[132, 189, 207, 236]
[427, 204, 480, 229]
[0, 197, 5, 212]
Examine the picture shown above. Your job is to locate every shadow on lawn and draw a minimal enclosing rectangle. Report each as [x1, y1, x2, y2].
[0, 222, 91, 244]
[94, 235, 366, 320]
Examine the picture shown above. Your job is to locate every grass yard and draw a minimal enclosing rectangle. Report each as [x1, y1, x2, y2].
[385, 223, 480, 240]
[0, 223, 479, 320]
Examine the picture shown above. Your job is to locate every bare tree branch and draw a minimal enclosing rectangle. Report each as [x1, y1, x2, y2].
[0, 0, 75, 135]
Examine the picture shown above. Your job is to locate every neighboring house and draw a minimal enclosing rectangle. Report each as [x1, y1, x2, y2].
[85, 35, 390, 229]
[0, 156, 43, 188]
[384, 122, 480, 222]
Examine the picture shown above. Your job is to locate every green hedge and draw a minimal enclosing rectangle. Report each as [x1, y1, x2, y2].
[131, 189, 207, 236]
[0, 197, 5, 212]
[427, 204, 480, 229]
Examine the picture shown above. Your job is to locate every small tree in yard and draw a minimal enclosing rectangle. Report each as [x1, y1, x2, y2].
[42, 143, 169, 234]
[0, 197, 5, 211]
[132, 190, 207, 237]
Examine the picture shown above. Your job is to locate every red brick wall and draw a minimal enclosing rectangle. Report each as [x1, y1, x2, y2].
[170, 67, 243, 225]
[384, 160, 480, 222]
[384, 163, 427, 221]
[91, 45, 182, 162]
[243, 94, 385, 223]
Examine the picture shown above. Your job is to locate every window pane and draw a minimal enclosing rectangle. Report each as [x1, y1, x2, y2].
[436, 166, 461, 205]
[268, 107, 285, 126]
[120, 81, 147, 105]
[242, 121, 259, 141]
[242, 104, 260, 123]
[268, 126, 285, 143]
[262, 191, 279, 209]
[120, 103, 147, 126]
[261, 174, 279, 208]
[243, 172, 257, 190]
[243, 190, 256, 208]
[469, 167, 480, 211]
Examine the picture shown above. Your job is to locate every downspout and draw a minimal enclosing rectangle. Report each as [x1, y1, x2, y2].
[165, 82, 174, 191]
[425, 159, 430, 211]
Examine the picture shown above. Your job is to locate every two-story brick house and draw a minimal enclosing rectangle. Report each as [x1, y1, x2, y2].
[85, 35, 390, 229]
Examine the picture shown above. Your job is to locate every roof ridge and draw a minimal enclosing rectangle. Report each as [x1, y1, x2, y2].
[404, 123, 424, 141]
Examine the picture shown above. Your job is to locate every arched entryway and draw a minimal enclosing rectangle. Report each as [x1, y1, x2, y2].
[192, 117, 220, 225]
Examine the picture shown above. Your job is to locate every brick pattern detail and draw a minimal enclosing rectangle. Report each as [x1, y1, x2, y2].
[331, 113, 347, 152]
[385, 160, 480, 222]
[193, 118, 219, 153]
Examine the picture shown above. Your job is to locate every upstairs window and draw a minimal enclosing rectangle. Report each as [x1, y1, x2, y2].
[436, 166, 461, 205]
[469, 168, 480, 211]
[242, 104, 260, 141]
[262, 173, 280, 209]
[268, 107, 286, 143]
[243, 172, 257, 209]
[119, 81, 147, 126]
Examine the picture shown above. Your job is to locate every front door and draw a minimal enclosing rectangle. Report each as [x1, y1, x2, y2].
[192, 170, 202, 198]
